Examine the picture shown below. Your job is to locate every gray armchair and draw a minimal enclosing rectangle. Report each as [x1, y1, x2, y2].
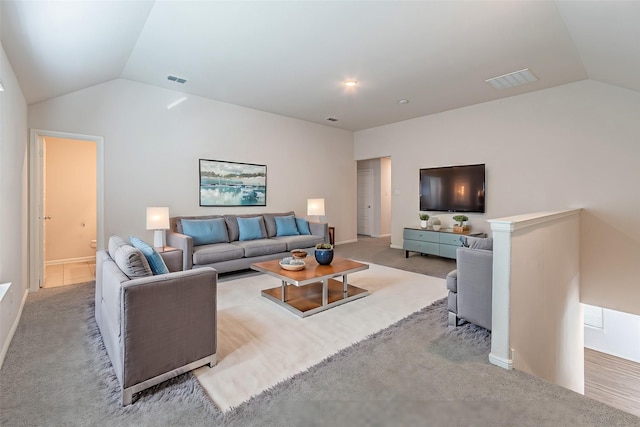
[95, 242, 217, 405]
[446, 242, 493, 331]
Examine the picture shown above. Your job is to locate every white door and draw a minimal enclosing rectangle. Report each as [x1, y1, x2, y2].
[357, 169, 374, 235]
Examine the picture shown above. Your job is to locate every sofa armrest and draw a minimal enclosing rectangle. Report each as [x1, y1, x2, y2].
[456, 247, 493, 330]
[121, 268, 217, 389]
[309, 222, 330, 244]
[166, 231, 193, 270]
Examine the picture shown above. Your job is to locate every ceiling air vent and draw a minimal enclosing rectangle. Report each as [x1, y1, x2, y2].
[167, 75, 187, 84]
[485, 68, 537, 90]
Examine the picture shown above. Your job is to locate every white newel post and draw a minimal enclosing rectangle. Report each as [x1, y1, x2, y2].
[488, 220, 514, 370]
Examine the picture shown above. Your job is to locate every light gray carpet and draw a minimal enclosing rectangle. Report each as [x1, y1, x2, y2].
[1, 237, 639, 426]
[335, 235, 457, 279]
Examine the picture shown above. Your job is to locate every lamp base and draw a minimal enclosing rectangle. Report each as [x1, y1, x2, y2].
[153, 230, 165, 250]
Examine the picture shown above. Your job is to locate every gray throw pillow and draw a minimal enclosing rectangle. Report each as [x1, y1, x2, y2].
[461, 236, 493, 251]
[109, 238, 153, 278]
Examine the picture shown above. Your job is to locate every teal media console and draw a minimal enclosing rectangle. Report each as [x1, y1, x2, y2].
[403, 227, 484, 259]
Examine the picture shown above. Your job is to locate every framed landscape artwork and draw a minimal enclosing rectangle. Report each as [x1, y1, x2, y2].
[199, 159, 267, 206]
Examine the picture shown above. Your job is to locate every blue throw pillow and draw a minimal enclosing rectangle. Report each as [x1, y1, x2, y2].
[275, 215, 300, 237]
[295, 217, 311, 235]
[129, 236, 169, 275]
[238, 217, 265, 241]
[181, 218, 229, 246]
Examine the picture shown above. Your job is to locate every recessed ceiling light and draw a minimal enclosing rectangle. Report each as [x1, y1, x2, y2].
[398, 99, 409, 104]
[485, 68, 537, 90]
[344, 80, 358, 87]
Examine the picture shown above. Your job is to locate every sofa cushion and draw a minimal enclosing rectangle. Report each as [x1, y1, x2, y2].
[129, 236, 169, 275]
[263, 211, 295, 237]
[275, 215, 300, 237]
[460, 236, 493, 251]
[231, 239, 287, 257]
[295, 217, 311, 235]
[192, 243, 245, 265]
[274, 234, 324, 251]
[224, 214, 268, 241]
[181, 218, 230, 245]
[108, 235, 152, 278]
[238, 216, 266, 241]
[173, 215, 222, 234]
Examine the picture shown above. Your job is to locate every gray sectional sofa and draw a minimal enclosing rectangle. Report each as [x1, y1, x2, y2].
[167, 211, 328, 274]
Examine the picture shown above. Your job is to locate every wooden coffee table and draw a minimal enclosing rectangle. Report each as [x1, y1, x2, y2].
[251, 256, 369, 317]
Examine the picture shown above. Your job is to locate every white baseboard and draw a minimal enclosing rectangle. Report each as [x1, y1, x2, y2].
[0, 287, 29, 371]
[489, 352, 513, 370]
[390, 244, 403, 250]
[45, 255, 96, 266]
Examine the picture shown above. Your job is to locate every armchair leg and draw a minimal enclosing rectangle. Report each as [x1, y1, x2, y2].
[122, 388, 133, 406]
[208, 354, 217, 368]
[448, 311, 462, 327]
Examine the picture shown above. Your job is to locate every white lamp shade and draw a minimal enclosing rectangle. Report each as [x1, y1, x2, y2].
[146, 207, 170, 230]
[307, 198, 325, 216]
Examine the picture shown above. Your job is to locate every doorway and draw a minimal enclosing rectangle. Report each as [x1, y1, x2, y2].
[29, 130, 104, 292]
[357, 157, 392, 237]
[357, 169, 373, 235]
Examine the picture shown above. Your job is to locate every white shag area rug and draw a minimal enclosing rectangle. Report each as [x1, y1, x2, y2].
[193, 262, 448, 412]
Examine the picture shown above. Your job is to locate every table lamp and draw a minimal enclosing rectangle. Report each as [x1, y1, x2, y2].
[146, 207, 170, 249]
[307, 198, 325, 223]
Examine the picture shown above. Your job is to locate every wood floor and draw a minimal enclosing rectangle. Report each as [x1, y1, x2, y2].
[585, 348, 640, 417]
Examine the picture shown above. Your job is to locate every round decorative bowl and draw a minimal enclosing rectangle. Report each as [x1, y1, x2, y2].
[290, 249, 308, 259]
[314, 248, 334, 265]
[279, 257, 305, 271]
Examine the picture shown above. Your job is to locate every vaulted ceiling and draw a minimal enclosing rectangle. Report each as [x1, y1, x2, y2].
[2, 1, 639, 131]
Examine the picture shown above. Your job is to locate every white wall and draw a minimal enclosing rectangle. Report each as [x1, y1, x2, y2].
[28, 79, 357, 246]
[355, 80, 640, 317]
[585, 308, 640, 363]
[0, 42, 29, 368]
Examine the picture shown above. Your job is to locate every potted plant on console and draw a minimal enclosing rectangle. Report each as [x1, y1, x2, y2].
[419, 213, 429, 229]
[452, 215, 470, 234]
[315, 243, 334, 265]
[431, 217, 441, 231]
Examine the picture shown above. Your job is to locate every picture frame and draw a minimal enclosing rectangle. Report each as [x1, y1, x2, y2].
[199, 159, 267, 207]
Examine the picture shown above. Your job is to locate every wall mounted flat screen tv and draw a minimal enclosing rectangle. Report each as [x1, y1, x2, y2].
[419, 164, 485, 213]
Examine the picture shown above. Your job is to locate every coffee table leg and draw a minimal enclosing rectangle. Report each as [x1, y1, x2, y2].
[322, 279, 328, 306]
[281, 280, 287, 302]
[343, 274, 348, 298]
